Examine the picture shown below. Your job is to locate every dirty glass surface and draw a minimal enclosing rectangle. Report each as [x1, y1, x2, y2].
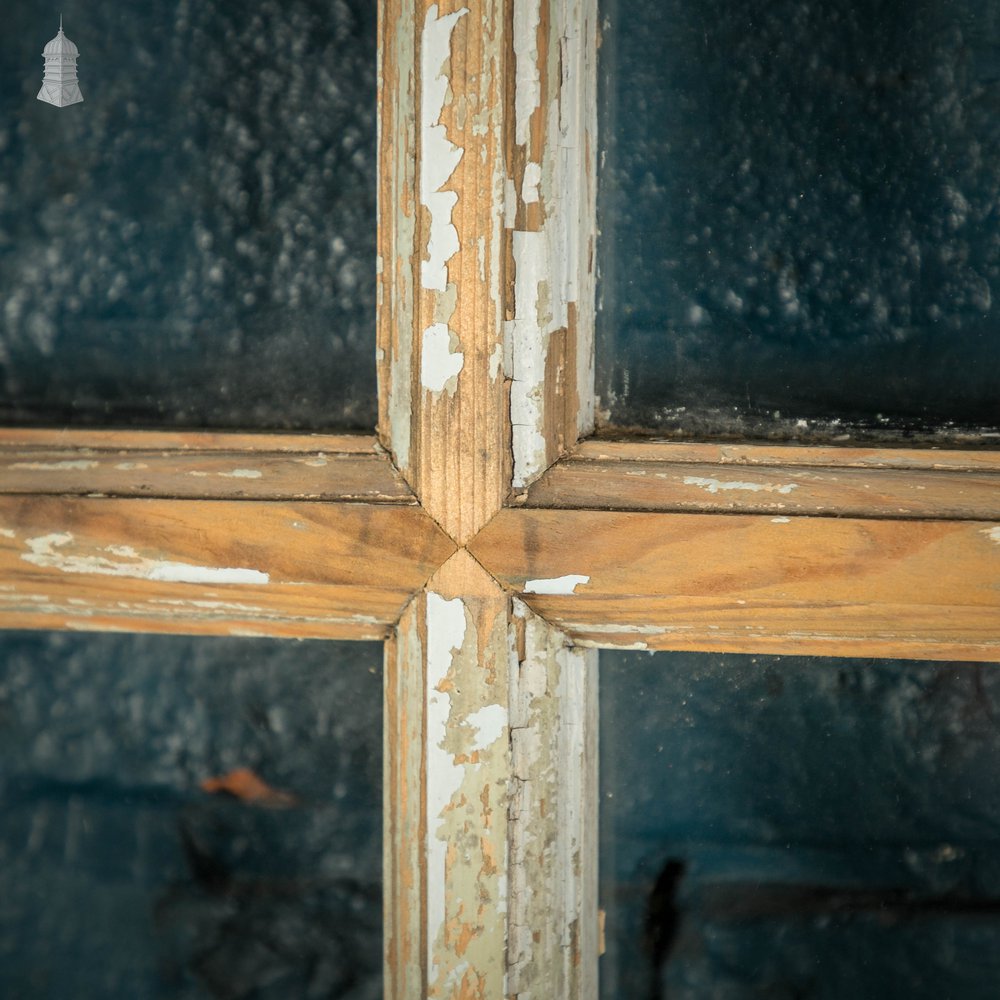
[598, 0, 1000, 442]
[0, 632, 382, 999]
[0, 1, 376, 430]
[600, 650, 1000, 999]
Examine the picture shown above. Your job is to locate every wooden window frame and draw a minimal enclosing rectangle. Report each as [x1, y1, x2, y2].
[1, 1, 997, 996]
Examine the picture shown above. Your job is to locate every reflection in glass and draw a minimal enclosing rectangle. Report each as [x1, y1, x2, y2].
[601, 650, 1000, 998]
[598, 0, 1000, 441]
[0, 632, 382, 999]
[0, 2, 376, 430]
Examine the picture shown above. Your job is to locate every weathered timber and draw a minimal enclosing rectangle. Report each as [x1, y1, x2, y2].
[524, 456, 1000, 520]
[0, 497, 453, 639]
[378, 0, 510, 544]
[508, 599, 598, 998]
[470, 509, 1000, 661]
[575, 438, 1000, 472]
[506, 0, 598, 487]
[1, 446, 411, 503]
[386, 549, 510, 999]
[0, 428, 376, 453]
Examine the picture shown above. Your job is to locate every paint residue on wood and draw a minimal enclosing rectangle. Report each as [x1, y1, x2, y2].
[20, 532, 270, 585]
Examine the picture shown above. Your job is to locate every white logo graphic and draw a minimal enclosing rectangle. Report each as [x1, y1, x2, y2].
[37, 16, 83, 108]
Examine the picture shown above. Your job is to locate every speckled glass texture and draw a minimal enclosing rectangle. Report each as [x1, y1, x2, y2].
[0, 632, 382, 999]
[0, 2, 376, 430]
[600, 650, 1000, 999]
[597, 0, 1000, 442]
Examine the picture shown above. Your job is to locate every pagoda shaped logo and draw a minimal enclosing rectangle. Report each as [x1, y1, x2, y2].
[37, 16, 83, 108]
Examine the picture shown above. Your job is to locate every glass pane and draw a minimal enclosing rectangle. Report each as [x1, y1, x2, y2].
[598, 0, 1000, 442]
[0, 2, 376, 430]
[601, 650, 1000, 998]
[0, 631, 381, 999]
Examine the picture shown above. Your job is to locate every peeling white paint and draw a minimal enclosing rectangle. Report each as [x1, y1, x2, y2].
[504, 177, 518, 229]
[150, 598, 264, 612]
[66, 622, 135, 633]
[188, 468, 264, 479]
[217, 468, 263, 479]
[297, 454, 328, 468]
[772, 516, 792, 523]
[425, 591, 468, 981]
[477, 235, 487, 282]
[0, 590, 52, 604]
[511, 230, 549, 487]
[10, 459, 98, 471]
[521, 161, 541, 204]
[115, 462, 148, 471]
[507, 0, 598, 495]
[466, 703, 507, 753]
[147, 563, 268, 584]
[502, 318, 515, 376]
[563, 621, 661, 635]
[21, 533, 270, 585]
[0, 528, 15, 539]
[508, 600, 599, 995]
[683, 475, 799, 496]
[442, 962, 471, 994]
[488, 341, 504, 381]
[983, 526, 1000, 545]
[513, 0, 541, 146]
[420, 5, 468, 292]
[524, 574, 590, 595]
[421, 322, 464, 393]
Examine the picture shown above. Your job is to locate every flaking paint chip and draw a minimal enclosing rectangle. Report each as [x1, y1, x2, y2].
[523, 574, 590, 595]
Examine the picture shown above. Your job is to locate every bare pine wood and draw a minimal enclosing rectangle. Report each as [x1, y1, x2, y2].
[576, 438, 1000, 472]
[1, 447, 412, 502]
[387, 549, 511, 999]
[0, 428, 377, 453]
[525, 455, 1000, 520]
[0, 497, 453, 639]
[471, 508, 1000, 661]
[378, 0, 510, 545]
[384, 599, 426, 999]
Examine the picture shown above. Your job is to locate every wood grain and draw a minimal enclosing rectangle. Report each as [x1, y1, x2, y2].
[0, 497, 453, 639]
[575, 438, 1000, 472]
[525, 456, 1000, 520]
[378, 0, 510, 545]
[0, 428, 376, 453]
[1, 447, 412, 502]
[470, 509, 1000, 661]
[384, 599, 426, 1000]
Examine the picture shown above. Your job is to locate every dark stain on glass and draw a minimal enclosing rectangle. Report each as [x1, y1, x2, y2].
[600, 650, 1000, 998]
[597, 0, 1000, 443]
[0, 632, 382, 999]
[0, 1, 376, 430]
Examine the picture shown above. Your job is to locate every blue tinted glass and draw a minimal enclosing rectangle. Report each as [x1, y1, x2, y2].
[0, 632, 381, 999]
[601, 650, 1000, 998]
[0, 2, 375, 429]
[598, 0, 1000, 442]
